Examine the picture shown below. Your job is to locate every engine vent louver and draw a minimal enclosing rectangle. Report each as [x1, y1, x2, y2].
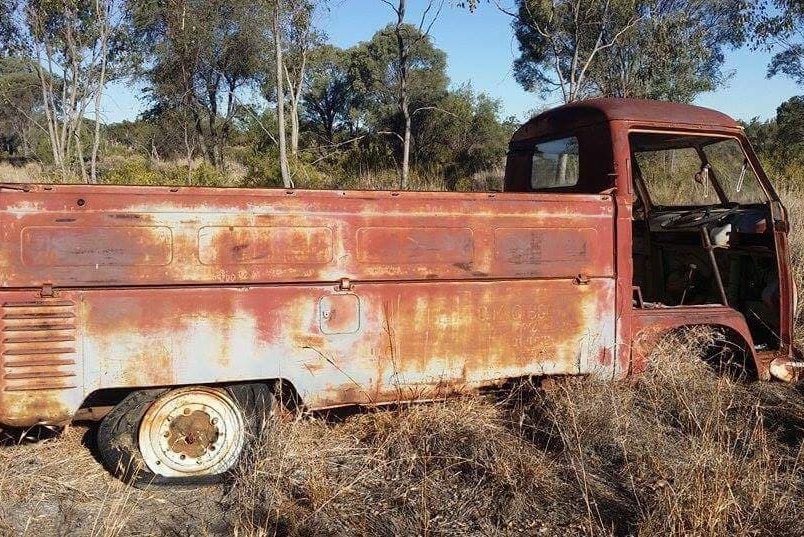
[1, 300, 78, 392]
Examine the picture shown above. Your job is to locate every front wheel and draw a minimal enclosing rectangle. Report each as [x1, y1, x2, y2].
[97, 383, 274, 488]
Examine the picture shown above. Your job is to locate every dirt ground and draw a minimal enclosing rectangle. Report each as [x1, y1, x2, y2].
[0, 426, 230, 536]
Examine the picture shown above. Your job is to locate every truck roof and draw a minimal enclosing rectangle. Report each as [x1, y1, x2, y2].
[511, 98, 741, 142]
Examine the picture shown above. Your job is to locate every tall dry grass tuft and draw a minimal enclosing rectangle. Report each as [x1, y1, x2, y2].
[522, 328, 804, 536]
[229, 399, 566, 535]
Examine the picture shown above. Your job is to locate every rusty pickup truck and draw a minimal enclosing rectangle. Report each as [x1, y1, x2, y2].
[0, 98, 798, 486]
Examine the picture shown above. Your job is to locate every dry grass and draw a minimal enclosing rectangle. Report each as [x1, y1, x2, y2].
[226, 328, 804, 536]
[0, 161, 45, 183]
[0, 427, 229, 536]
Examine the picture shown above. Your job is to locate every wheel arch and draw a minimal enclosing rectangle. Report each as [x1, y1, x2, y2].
[76, 377, 305, 422]
[630, 306, 761, 378]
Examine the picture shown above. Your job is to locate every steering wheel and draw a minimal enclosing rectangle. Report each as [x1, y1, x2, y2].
[660, 205, 740, 230]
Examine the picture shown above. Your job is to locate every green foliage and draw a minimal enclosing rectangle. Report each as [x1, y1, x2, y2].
[127, 0, 271, 167]
[0, 56, 41, 157]
[351, 24, 449, 124]
[743, 95, 804, 190]
[412, 84, 510, 185]
[512, 0, 748, 102]
[0, 0, 21, 55]
[594, 1, 748, 102]
[752, 1, 804, 83]
[100, 157, 229, 186]
[301, 45, 359, 144]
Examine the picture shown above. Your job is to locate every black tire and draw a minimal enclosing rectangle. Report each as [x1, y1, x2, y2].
[97, 383, 275, 489]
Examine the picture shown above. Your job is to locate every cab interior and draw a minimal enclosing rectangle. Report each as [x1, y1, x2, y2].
[629, 132, 782, 351]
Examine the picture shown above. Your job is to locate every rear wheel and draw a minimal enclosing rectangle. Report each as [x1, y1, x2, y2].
[97, 383, 274, 488]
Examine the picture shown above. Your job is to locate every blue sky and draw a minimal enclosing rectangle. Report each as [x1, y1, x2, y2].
[100, 0, 803, 124]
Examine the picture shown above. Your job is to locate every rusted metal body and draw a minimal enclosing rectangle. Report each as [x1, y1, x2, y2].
[0, 98, 796, 427]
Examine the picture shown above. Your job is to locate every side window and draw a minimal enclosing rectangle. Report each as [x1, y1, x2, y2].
[703, 139, 767, 204]
[531, 137, 580, 190]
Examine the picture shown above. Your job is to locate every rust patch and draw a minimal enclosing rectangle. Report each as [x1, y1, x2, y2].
[21, 226, 172, 267]
[357, 227, 473, 264]
[198, 226, 333, 265]
[494, 227, 600, 276]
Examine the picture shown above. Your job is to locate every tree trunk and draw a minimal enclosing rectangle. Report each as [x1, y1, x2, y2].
[395, 0, 410, 190]
[401, 97, 411, 189]
[274, 1, 292, 188]
[290, 97, 299, 157]
[90, 0, 110, 184]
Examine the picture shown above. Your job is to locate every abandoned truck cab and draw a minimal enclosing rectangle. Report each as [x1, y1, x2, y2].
[0, 98, 797, 486]
[506, 99, 798, 382]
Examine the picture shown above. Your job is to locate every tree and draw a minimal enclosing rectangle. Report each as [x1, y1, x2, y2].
[412, 84, 510, 187]
[378, 0, 445, 189]
[775, 95, 804, 161]
[0, 0, 22, 56]
[591, 0, 748, 102]
[282, 0, 322, 158]
[0, 56, 42, 158]
[508, 0, 746, 103]
[352, 21, 448, 187]
[128, 0, 269, 170]
[753, 1, 804, 84]
[7, 0, 126, 182]
[272, 0, 291, 186]
[511, 0, 640, 103]
[742, 116, 778, 158]
[301, 45, 358, 145]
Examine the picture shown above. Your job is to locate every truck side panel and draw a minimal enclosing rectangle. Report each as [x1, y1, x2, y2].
[0, 187, 616, 425]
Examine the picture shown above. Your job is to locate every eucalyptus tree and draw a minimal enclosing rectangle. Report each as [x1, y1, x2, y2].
[591, 0, 748, 102]
[4, 0, 125, 182]
[511, 0, 640, 103]
[508, 0, 747, 103]
[127, 0, 270, 170]
[753, 0, 804, 84]
[377, 0, 445, 189]
[301, 44, 359, 145]
[352, 21, 448, 187]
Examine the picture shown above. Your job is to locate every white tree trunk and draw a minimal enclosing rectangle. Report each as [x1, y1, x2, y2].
[90, 0, 111, 184]
[274, 1, 292, 188]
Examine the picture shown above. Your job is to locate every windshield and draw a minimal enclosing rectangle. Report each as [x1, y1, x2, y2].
[631, 133, 767, 207]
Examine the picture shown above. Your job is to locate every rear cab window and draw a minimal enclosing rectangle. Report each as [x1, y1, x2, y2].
[504, 124, 614, 194]
[531, 137, 580, 189]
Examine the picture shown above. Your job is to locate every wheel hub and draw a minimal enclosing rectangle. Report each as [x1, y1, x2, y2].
[167, 409, 220, 459]
[138, 387, 245, 478]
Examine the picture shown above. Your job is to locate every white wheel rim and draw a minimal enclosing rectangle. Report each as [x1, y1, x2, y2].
[138, 387, 245, 478]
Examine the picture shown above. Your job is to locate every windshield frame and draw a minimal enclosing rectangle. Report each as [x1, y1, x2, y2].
[629, 129, 772, 211]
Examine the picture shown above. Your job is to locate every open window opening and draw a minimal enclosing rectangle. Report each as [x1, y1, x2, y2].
[630, 132, 781, 351]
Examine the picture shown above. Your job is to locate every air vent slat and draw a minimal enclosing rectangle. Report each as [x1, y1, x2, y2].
[3, 312, 75, 320]
[4, 335, 75, 344]
[1, 300, 79, 394]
